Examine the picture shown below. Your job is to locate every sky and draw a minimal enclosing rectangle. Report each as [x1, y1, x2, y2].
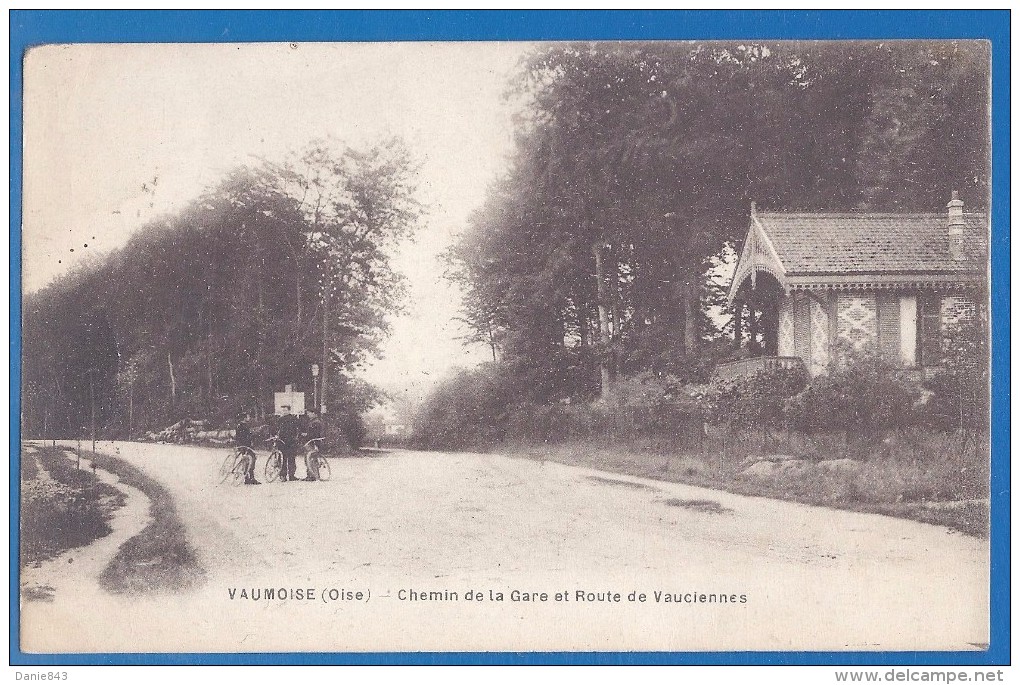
[22, 41, 533, 395]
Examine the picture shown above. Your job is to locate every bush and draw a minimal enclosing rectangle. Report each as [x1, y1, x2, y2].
[922, 317, 990, 434]
[506, 404, 575, 443]
[785, 352, 920, 435]
[712, 366, 808, 429]
[413, 367, 715, 450]
[331, 408, 367, 450]
[21, 480, 113, 564]
[412, 364, 513, 449]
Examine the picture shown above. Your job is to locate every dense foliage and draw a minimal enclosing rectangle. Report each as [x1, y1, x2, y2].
[923, 316, 991, 435]
[412, 364, 517, 449]
[784, 354, 920, 436]
[446, 40, 989, 412]
[23, 139, 422, 440]
[714, 366, 809, 430]
[414, 346, 986, 452]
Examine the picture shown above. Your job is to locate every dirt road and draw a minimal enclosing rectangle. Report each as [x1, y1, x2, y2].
[20, 441, 988, 653]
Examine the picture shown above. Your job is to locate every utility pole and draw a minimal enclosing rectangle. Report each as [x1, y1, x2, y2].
[321, 290, 329, 416]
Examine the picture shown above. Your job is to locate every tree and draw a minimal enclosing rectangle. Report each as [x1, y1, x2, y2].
[452, 42, 808, 399]
[21, 138, 423, 439]
[271, 138, 422, 422]
[446, 39, 989, 414]
[852, 41, 990, 210]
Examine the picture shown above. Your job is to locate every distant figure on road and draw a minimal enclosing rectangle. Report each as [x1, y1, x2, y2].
[302, 410, 323, 482]
[276, 407, 301, 482]
[235, 413, 259, 485]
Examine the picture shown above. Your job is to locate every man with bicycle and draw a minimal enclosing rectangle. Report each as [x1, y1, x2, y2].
[235, 413, 260, 485]
[301, 410, 324, 481]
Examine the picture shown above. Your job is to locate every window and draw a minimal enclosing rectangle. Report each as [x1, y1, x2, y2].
[917, 294, 942, 366]
[876, 294, 900, 364]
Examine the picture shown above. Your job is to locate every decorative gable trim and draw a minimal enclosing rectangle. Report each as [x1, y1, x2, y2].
[727, 214, 787, 305]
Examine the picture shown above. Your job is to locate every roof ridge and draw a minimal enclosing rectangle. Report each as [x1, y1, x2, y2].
[757, 212, 988, 218]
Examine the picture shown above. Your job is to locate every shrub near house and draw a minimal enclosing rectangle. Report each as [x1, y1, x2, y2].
[699, 350, 987, 534]
[783, 352, 920, 437]
[923, 317, 990, 436]
[712, 365, 808, 430]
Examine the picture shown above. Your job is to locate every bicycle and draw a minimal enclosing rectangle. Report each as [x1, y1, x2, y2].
[219, 445, 255, 486]
[303, 437, 331, 482]
[263, 435, 286, 483]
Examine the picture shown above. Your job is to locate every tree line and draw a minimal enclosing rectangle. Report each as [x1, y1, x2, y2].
[445, 40, 989, 407]
[22, 139, 422, 442]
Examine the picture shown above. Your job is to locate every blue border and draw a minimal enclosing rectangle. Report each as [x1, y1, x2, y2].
[9, 9, 1010, 667]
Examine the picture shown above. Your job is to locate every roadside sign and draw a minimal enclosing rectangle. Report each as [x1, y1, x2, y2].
[274, 389, 306, 416]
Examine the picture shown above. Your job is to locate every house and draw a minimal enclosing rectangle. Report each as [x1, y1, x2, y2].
[720, 192, 987, 380]
[363, 403, 411, 443]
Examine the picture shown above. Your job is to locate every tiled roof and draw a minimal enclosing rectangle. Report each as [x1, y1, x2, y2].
[755, 212, 988, 275]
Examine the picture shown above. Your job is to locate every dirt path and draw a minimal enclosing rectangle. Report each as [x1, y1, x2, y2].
[19, 441, 989, 653]
[20, 449, 152, 607]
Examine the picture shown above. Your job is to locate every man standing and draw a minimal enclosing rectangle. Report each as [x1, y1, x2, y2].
[276, 406, 301, 482]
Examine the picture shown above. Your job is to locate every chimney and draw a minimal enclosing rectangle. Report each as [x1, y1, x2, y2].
[947, 191, 965, 261]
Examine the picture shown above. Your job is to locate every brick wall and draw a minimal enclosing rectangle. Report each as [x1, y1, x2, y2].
[940, 295, 976, 330]
[836, 293, 877, 353]
[809, 296, 830, 375]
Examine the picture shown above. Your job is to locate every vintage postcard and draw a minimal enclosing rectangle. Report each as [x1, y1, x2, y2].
[15, 25, 1002, 660]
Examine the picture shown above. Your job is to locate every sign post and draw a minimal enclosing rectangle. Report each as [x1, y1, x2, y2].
[274, 384, 306, 416]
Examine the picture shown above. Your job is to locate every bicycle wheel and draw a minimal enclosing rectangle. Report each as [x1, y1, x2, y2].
[219, 452, 239, 484]
[264, 450, 283, 483]
[228, 460, 246, 486]
[316, 456, 331, 482]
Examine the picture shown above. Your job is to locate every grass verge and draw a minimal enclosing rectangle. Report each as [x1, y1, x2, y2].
[503, 429, 988, 537]
[81, 448, 207, 595]
[20, 446, 125, 568]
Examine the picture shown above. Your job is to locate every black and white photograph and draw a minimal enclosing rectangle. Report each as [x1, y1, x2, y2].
[18, 37, 993, 654]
